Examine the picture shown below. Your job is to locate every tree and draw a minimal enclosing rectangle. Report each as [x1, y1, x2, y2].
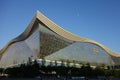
[0, 68, 4, 74]
[54, 60, 57, 66]
[79, 63, 94, 77]
[72, 60, 76, 67]
[66, 59, 70, 67]
[49, 61, 53, 67]
[61, 60, 64, 67]
[94, 66, 105, 77]
[41, 58, 46, 66]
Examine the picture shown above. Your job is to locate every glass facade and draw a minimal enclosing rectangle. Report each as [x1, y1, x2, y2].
[39, 23, 115, 66]
[0, 27, 39, 68]
[45, 42, 115, 66]
[39, 24, 74, 58]
[25, 27, 40, 57]
[0, 22, 118, 67]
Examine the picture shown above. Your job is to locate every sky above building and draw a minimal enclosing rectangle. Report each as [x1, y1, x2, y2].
[0, 0, 120, 53]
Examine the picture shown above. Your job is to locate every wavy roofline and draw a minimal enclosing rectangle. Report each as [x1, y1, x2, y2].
[0, 11, 120, 57]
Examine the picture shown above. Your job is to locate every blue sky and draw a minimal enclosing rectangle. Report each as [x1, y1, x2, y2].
[0, 0, 120, 53]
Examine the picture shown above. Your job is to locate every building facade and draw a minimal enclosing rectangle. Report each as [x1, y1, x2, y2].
[0, 11, 120, 68]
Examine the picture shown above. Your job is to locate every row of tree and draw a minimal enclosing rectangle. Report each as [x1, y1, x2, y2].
[3, 59, 120, 78]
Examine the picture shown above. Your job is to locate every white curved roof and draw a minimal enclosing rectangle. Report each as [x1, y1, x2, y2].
[0, 11, 120, 57]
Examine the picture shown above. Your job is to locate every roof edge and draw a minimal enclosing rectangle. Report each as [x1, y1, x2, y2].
[35, 11, 120, 57]
[0, 11, 37, 55]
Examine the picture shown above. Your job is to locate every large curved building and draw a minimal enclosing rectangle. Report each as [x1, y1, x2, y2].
[0, 11, 120, 68]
